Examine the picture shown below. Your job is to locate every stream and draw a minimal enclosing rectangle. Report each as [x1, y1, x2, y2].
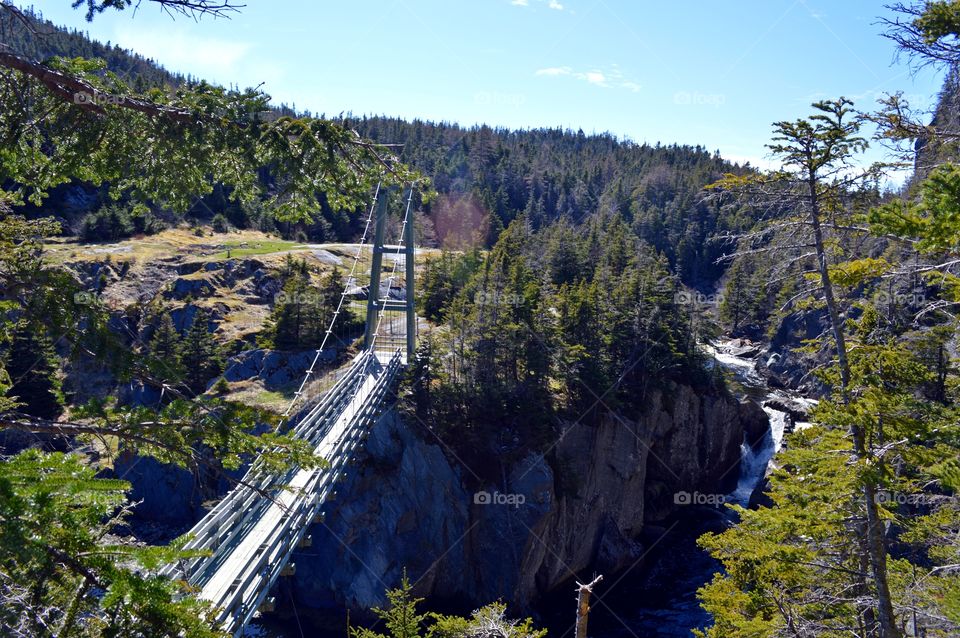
[247, 339, 811, 638]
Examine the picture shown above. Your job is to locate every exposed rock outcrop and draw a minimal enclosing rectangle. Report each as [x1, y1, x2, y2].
[762, 396, 811, 423]
[223, 349, 336, 388]
[739, 399, 770, 448]
[283, 381, 745, 617]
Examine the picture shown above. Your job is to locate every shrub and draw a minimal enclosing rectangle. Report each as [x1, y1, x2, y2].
[79, 203, 164, 242]
[211, 213, 230, 234]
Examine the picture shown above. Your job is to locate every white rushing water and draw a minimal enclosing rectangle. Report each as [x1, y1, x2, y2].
[728, 407, 788, 507]
[706, 340, 804, 508]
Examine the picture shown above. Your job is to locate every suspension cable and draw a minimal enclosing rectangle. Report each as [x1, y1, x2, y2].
[280, 181, 382, 419]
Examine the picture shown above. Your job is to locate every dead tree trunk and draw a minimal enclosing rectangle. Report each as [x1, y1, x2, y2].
[575, 575, 603, 638]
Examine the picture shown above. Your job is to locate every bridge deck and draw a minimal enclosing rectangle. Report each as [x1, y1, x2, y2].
[164, 349, 403, 635]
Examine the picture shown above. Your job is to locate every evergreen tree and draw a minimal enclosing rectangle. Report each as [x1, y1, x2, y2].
[0, 450, 226, 638]
[148, 313, 184, 383]
[699, 89, 960, 636]
[267, 272, 313, 350]
[351, 572, 426, 638]
[178, 309, 223, 394]
[718, 256, 767, 336]
[351, 574, 545, 638]
[5, 321, 63, 420]
[261, 263, 360, 351]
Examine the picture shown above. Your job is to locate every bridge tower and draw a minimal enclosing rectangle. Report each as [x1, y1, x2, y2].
[363, 187, 416, 360]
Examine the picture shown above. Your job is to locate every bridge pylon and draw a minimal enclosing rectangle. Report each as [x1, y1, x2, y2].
[363, 186, 416, 360]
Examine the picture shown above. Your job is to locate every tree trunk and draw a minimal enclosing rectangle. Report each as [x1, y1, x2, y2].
[807, 176, 901, 638]
[575, 575, 603, 638]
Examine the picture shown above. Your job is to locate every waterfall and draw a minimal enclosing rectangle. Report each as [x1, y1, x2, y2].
[728, 407, 787, 507]
[711, 339, 812, 509]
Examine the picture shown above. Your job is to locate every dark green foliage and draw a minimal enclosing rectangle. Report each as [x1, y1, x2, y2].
[79, 203, 133, 242]
[210, 213, 230, 234]
[418, 248, 484, 322]
[0, 449, 227, 638]
[178, 309, 223, 394]
[351, 574, 546, 638]
[212, 376, 230, 395]
[3, 7, 186, 89]
[78, 202, 164, 242]
[352, 573, 426, 638]
[260, 260, 360, 351]
[718, 255, 770, 337]
[147, 313, 183, 384]
[349, 117, 755, 289]
[418, 214, 713, 469]
[4, 321, 64, 420]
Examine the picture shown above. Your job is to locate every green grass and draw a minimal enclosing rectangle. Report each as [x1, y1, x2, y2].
[212, 239, 300, 259]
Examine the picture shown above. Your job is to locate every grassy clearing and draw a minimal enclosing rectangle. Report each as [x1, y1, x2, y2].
[211, 239, 300, 260]
[223, 380, 291, 414]
[44, 228, 299, 265]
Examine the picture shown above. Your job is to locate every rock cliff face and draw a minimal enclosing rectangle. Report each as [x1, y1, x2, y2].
[284, 381, 746, 617]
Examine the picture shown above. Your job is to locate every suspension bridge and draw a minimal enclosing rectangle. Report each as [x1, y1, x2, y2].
[160, 185, 418, 636]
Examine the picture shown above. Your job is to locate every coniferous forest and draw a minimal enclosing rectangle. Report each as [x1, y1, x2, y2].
[0, 2, 959, 638]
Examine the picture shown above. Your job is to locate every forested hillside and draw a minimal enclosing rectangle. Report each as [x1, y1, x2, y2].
[3, 5, 182, 88]
[9, 7, 755, 291]
[349, 117, 754, 289]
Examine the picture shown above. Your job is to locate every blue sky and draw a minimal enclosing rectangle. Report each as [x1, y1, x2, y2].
[36, 0, 945, 171]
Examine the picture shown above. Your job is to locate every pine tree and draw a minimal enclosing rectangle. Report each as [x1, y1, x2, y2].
[351, 572, 426, 638]
[149, 313, 184, 383]
[0, 449, 225, 638]
[260, 263, 358, 351]
[178, 309, 223, 394]
[5, 321, 63, 420]
[351, 573, 546, 638]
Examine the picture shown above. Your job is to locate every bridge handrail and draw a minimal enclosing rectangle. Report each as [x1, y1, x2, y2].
[179, 354, 375, 585]
[214, 349, 404, 633]
[161, 351, 375, 581]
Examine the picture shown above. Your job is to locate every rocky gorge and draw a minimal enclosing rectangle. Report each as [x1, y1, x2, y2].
[114, 347, 778, 634]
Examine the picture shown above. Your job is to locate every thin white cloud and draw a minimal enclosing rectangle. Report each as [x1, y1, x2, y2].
[535, 66, 572, 76]
[511, 0, 565, 10]
[535, 64, 640, 93]
[112, 26, 252, 82]
[584, 71, 606, 86]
